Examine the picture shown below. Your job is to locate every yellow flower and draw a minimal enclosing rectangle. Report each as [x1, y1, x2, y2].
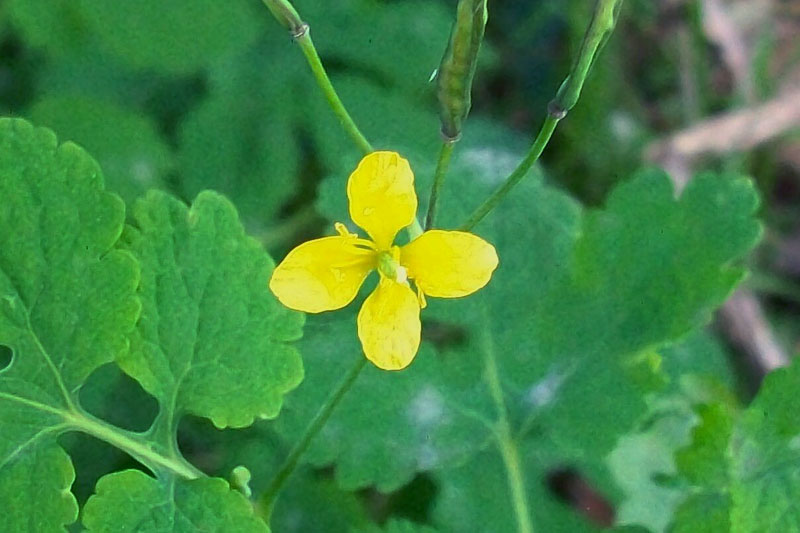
[269, 151, 499, 370]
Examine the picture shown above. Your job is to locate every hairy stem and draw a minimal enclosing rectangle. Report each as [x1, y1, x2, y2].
[425, 141, 456, 230]
[460, 0, 624, 230]
[261, 356, 367, 516]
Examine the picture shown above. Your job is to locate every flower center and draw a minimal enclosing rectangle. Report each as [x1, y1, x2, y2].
[377, 248, 407, 283]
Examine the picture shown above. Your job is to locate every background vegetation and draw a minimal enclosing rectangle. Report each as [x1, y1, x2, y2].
[0, 0, 798, 531]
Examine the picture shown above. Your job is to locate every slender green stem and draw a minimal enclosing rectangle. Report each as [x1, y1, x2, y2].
[481, 323, 534, 533]
[460, 115, 559, 231]
[460, 0, 623, 230]
[261, 356, 367, 515]
[65, 410, 203, 480]
[425, 141, 456, 230]
[496, 427, 535, 533]
[293, 27, 373, 155]
[264, 9, 429, 241]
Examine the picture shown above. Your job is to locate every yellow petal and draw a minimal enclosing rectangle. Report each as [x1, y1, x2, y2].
[347, 151, 418, 250]
[401, 230, 499, 298]
[270, 236, 375, 313]
[357, 278, 421, 370]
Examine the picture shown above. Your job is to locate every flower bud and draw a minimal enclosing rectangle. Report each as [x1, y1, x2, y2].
[262, 0, 305, 36]
[436, 0, 488, 141]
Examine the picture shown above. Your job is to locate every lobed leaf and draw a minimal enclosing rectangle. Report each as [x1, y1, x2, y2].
[0, 117, 139, 531]
[119, 190, 305, 430]
[0, 117, 301, 531]
[82, 470, 268, 532]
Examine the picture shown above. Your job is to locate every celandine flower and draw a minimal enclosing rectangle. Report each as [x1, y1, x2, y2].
[269, 151, 498, 370]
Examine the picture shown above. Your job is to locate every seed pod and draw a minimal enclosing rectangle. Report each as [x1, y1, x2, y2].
[262, 0, 305, 36]
[436, 0, 488, 141]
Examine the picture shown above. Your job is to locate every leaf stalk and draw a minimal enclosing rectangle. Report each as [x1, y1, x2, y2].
[65, 410, 203, 480]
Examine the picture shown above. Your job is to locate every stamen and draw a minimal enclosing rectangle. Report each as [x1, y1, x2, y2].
[416, 285, 427, 309]
[334, 222, 351, 237]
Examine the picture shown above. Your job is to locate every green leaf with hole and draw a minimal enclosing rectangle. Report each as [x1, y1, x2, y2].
[0, 117, 300, 530]
[0, 118, 138, 531]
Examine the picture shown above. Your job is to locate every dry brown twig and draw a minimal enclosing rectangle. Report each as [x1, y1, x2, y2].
[646, 0, 798, 375]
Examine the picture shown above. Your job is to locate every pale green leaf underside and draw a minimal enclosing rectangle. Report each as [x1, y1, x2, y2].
[0, 117, 138, 531]
[120, 190, 305, 429]
[82, 470, 268, 532]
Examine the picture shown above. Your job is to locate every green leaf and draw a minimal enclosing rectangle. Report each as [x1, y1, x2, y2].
[433, 443, 597, 533]
[302, 118, 761, 529]
[672, 360, 800, 532]
[179, 418, 372, 533]
[119, 190, 305, 430]
[274, 310, 494, 492]
[672, 403, 735, 533]
[177, 43, 301, 231]
[28, 96, 173, 205]
[174, 1, 456, 229]
[0, 117, 298, 531]
[607, 401, 696, 532]
[730, 361, 800, 532]
[305, 105, 761, 492]
[82, 470, 268, 532]
[0, 118, 139, 531]
[77, 0, 263, 74]
[608, 330, 738, 533]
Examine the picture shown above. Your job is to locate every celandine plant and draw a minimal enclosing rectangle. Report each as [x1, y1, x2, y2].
[0, 0, 795, 532]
